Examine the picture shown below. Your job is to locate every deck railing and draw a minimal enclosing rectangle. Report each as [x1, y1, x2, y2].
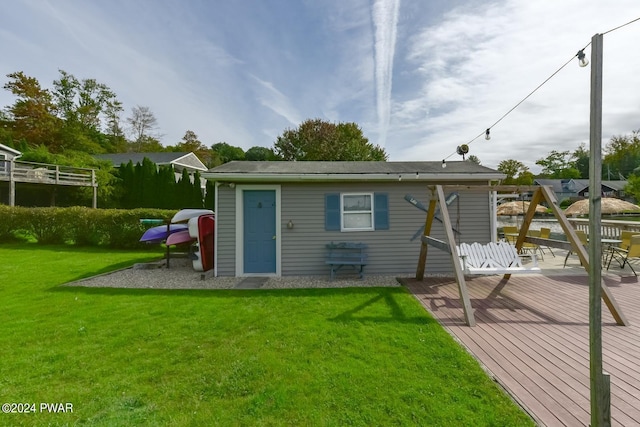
[0, 159, 96, 187]
[0, 159, 97, 207]
[568, 218, 640, 239]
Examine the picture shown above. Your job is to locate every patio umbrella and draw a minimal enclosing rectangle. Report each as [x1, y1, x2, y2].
[564, 198, 640, 216]
[496, 201, 547, 216]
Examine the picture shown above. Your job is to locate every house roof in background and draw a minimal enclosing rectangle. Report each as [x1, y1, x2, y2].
[203, 161, 505, 182]
[601, 180, 628, 191]
[535, 178, 627, 193]
[94, 152, 207, 171]
[0, 143, 22, 156]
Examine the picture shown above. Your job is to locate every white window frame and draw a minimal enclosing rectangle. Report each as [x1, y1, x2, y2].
[341, 192, 374, 232]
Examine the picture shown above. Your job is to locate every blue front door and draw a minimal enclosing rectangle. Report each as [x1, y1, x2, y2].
[243, 190, 276, 273]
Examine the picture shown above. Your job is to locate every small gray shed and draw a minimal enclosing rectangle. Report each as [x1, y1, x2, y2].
[202, 161, 505, 277]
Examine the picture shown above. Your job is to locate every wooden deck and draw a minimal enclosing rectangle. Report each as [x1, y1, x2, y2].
[0, 160, 95, 187]
[402, 273, 640, 426]
[1, 159, 97, 207]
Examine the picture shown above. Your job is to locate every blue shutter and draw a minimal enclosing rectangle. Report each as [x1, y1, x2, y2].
[325, 193, 340, 231]
[374, 193, 389, 230]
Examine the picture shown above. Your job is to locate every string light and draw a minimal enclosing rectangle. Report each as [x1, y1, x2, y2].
[438, 15, 640, 165]
[577, 49, 589, 67]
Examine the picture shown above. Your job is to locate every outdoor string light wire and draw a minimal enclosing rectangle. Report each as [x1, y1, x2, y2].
[441, 15, 640, 167]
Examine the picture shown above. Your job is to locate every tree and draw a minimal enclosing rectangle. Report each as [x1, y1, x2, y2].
[273, 118, 387, 161]
[51, 70, 121, 153]
[245, 146, 276, 161]
[3, 71, 60, 149]
[103, 98, 127, 153]
[127, 105, 160, 151]
[535, 150, 580, 179]
[211, 142, 245, 163]
[624, 174, 640, 202]
[497, 159, 530, 185]
[604, 131, 640, 179]
[174, 130, 212, 166]
[467, 155, 481, 165]
[572, 144, 590, 179]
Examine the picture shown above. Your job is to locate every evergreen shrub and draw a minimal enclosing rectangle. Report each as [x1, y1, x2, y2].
[0, 205, 176, 248]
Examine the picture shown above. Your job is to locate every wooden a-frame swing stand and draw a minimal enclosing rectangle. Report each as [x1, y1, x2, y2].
[416, 185, 628, 327]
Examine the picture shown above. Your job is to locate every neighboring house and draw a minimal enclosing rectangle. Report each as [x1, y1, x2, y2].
[202, 161, 505, 277]
[0, 143, 22, 174]
[95, 152, 208, 189]
[534, 178, 628, 203]
[577, 180, 628, 199]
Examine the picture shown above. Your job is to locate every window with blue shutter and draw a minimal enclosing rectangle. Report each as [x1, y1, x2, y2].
[325, 193, 340, 230]
[326, 192, 389, 231]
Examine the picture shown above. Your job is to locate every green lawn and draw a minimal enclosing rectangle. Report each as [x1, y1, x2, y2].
[0, 244, 534, 426]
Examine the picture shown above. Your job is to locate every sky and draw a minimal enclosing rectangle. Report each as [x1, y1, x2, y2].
[1, 1, 640, 173]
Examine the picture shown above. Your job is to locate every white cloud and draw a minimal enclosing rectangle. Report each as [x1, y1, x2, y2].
[391, 0, 640, 172]
[1, 0, 639, 170]
[371, 0, 401, 147]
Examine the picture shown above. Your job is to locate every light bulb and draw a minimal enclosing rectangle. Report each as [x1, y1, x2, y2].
[441, 159, 447, 169]
[577, 49, 589, 68]
[485, 128, 491, 140]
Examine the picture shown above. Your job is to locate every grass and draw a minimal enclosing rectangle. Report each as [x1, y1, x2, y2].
[0, 244, 534, 426]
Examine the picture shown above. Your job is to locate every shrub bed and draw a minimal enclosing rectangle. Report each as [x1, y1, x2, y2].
[0, 205, 176, 248]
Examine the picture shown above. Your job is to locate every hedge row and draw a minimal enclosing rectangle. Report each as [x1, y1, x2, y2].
[0, 206, 177, 249]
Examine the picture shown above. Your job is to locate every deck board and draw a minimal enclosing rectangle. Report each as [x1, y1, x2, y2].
[402, 273, 640, 427]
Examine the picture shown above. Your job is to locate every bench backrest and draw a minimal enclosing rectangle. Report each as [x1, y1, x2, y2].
[457, 242, 523, 269]
[326, 242, 368, 262]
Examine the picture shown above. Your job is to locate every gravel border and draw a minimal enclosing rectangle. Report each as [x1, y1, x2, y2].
[67, 258, 403, 290]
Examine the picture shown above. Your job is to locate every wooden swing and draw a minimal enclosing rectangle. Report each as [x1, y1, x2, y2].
[416, 184, 628, 327]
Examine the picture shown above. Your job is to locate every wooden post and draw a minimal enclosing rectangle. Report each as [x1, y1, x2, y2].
[9, 159, 15, 206]
[504, 189, 542, 280]
[436, 185, 475, 326]
[588, 33, 610, 427]
[92, 170, 97, 208]
[415, 194, 437, 280]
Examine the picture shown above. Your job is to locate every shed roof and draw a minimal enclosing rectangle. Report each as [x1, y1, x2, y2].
[203, 161, 505, 182]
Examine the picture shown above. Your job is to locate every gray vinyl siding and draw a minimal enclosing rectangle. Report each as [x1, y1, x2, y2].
[216, 185, 236, 276]
[280, 182, 491, 276]
[213, 180, 493, 277]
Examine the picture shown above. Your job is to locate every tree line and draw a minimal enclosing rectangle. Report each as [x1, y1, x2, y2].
[494, 131, 640, 200]
[0, 70, 386, 208]
[1, 69, 639, 205]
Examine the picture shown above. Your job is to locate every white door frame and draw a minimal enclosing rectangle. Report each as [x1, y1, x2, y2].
[235, 184, 282, 277]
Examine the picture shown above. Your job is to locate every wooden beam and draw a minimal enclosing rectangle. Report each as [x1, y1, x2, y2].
[538, 185, 628, 326]
[436, 185, 475, 326]
[415, 198, 438, 280]
[523, 236, 574, 251]
[420, 236, 452, 253]
[441, 184, 549, 192]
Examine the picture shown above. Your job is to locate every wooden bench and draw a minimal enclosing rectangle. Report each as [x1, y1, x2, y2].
[326, 242, 368, 280]
[457, 242, 540, 275]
